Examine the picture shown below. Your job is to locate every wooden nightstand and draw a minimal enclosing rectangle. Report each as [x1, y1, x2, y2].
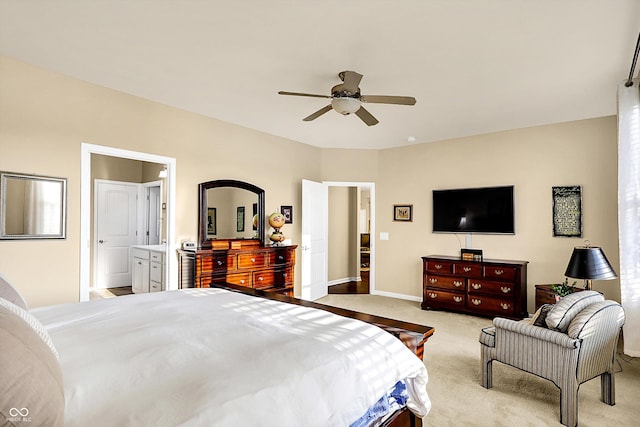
[534, 284, 584, 310]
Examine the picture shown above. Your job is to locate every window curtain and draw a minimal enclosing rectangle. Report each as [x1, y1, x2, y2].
[617, 78, 640, 357]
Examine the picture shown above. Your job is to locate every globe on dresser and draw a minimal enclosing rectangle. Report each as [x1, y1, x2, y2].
[268, 212, 286, 245]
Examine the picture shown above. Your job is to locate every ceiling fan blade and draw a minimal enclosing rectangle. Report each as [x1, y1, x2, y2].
[303, 105, 333, 121]
[278, 91, 331, 99]
[360, 95, 417, 105]
[341, 71, 363, 94]
[355, 106, 379, 126]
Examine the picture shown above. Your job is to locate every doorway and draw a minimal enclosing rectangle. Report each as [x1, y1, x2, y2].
[80, 143, 176, 302]
[324, 181, 375, 295]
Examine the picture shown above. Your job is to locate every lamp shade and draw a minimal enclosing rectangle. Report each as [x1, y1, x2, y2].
[564, 246, 617, 280]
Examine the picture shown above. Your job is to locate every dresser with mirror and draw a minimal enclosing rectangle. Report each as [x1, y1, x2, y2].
[177, 179, 296, 296]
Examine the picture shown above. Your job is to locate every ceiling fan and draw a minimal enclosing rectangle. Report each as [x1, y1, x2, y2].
[278, 70, 416, 126]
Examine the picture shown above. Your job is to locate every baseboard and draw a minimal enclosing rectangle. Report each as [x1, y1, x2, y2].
[328, 277, 360, 287]
[370, 289, 422, 302]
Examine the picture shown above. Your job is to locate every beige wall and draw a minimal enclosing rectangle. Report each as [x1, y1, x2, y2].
[0, 55, 320, 307]
[371, 116, 619, 309]
[0, 55, 620, 313]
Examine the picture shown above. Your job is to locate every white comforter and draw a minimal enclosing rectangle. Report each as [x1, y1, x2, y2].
[33, 288, 430, 426]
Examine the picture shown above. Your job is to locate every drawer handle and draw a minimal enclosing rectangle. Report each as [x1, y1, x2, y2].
[434, 264, 443, 269]
[283, 273, 288, 278]
[258, 277, 264, 281]
[278, 255, 285, 261]
[429, 278, 438, 284]
[250, 258, 256, 263]
[454, 280, 463, 287]
[453, 296, 463, 303]
[471, 298, 482, 305]
[217, 260, 223, 266]
[500, 303, 511, 310]
[152, 265, 158, 269]
[472, 283, 482, 290]
[463, 267, 472, 272]
[495, 269, 504, 275]
[428, 292, 438, 299]
[500, 286, 511, 293]
[240, 279, 245, 284]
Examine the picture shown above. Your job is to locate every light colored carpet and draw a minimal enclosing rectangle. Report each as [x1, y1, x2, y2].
[317, 294, 640, 427]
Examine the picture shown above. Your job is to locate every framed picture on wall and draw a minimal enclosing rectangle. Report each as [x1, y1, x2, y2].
[393, 204, 413, 222]
[237, 206, 245, 232]
[552, 186, 582, 237]
[207, 208, 216, 235]
[281, 205, 293, 224]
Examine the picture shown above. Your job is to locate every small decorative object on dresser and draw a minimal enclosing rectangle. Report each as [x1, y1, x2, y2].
[268, 211, 286, 245]
[460, 248, 483, 262]
[422, 255, 528, 319]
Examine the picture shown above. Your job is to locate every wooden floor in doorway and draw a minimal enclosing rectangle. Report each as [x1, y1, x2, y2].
[328, 271, 370, 294]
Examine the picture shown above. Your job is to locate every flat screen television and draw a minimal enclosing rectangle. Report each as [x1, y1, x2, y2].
[432, 186, 514, 234]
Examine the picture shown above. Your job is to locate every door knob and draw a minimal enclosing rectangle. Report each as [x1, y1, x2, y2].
[99, 240, 105, 244]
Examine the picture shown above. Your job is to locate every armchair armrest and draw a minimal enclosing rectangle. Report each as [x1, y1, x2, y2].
[493, 317, 579, 349]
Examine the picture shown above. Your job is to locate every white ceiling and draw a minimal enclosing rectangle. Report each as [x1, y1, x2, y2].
[1, 1, 638, 149]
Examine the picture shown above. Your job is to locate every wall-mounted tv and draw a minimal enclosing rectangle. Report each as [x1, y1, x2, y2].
[432, 186, 515, 234]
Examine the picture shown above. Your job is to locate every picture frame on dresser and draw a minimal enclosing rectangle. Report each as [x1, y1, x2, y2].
[461, 248, 483, 262]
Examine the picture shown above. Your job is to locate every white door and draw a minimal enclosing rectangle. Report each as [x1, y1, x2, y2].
[301, 179, 328, 300]
[146, 185, 161, 245]
[95, 181, 138, 289]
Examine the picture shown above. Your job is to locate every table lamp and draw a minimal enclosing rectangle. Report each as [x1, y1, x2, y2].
[564, 245, 617, 290]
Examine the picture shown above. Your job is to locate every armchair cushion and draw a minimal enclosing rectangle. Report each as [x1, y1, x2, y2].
[529, 303, 553, 327]
[545, 290, 604, 332]
[567, 300, 625, 339]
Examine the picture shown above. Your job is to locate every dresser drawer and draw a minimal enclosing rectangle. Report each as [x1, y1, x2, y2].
[453, 262, 483, 277]
[196, 274, 227, 288]
[253, 268, 293, 289]
[269, 249, 294, 266]
[197, 253, 232, 273]
[425, 275, 465, 291]
[423, 289, 466, 309]
[467, 279, 515, 297]
[237, 253, 267, 269]
[467, 295, 516, 316]
[226, 272, 251, 287]
[425, 260, 453, 275]
[484, 265, 516, 281]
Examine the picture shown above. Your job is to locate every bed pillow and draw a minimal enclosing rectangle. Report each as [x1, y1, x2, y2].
[0, 272, 28, 309]
[0, 304, 65, 427]
[545, 290, 604, 332]
[0, 298, 59, 360]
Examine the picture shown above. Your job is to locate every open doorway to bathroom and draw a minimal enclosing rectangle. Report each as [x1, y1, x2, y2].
[80, 143, 176, 302]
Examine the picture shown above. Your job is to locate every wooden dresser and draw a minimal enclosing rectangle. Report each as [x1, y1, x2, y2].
[421, 255, 528, 319]
[178, 241, 297, 296]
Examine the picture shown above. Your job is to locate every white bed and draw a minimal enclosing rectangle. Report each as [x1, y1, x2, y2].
[3, 288, 431, 426]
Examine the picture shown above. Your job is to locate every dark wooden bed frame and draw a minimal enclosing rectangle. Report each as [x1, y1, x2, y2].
[213, 283, 435, 427]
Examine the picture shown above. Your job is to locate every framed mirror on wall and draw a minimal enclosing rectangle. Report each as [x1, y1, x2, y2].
[0, 172, 67, 239]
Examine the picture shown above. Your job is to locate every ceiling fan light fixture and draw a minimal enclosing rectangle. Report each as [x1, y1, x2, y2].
[331, 97, 361, 115]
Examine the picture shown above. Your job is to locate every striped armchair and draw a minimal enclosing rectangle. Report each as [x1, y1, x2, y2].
[479, 291, 625, 427]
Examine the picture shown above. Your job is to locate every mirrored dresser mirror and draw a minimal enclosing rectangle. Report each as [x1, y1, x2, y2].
[198, 179, 265, 248]
[0, 172, 67, 239]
